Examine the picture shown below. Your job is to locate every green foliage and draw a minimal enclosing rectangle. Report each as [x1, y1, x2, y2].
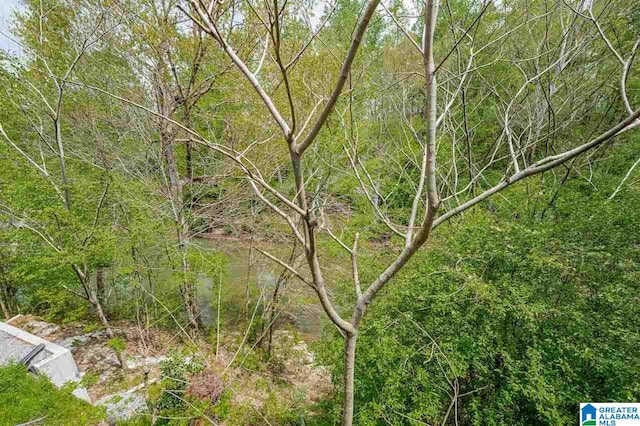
[107, 337, 126, 354]
[80, 370, 100, 387]
[222, 388, 309, 426]
[2, 0, 640, 424]
[0, 363, 105, 426]
[148, 351, 204, 415]
[318, 174, 640, 425]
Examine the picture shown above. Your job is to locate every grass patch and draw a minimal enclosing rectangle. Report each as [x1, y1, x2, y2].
[0, 363, 105, 426]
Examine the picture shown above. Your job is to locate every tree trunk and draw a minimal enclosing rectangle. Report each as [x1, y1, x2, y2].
[342, 332, 358, 426]
[266, 303, 277, 358]
[1, 268, 17, 317]
[179, 257, 202, 332]
[0, 295, 10, 320]
[215, 274, 222, 361]
[91, 291, 127, 370]
[266, 272, 286, 358]
[96, 268, 105, 305]
[244, 243, 252, 321]
[162, 127, 202, 332]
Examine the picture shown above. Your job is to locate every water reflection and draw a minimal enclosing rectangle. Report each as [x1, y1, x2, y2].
[195, 239, 324, 341]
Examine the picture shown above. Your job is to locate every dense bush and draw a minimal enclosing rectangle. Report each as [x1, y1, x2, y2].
[317, 173, 640, 425]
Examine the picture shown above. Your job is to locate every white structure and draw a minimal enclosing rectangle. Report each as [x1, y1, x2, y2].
[0, 320, 90, 402]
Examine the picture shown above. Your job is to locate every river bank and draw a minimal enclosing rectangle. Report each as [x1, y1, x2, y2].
[7, 314, 332, 423]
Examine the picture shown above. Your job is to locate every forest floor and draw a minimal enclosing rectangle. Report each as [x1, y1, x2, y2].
[10, 315, 332, 422]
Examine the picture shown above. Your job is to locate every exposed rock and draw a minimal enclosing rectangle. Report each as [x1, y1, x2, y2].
[95, 381, 153, 421]
[292, 341, 314, 365]
[75, 344, 121, 371]
[7, 315, 61, 339]
[23, 319, 60, 338]
[126, 355, 166, 370]
[55, 335, 92, 349]
[72, 386, 92, 402]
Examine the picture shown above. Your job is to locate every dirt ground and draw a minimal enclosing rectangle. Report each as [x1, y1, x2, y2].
[9, 315, 332, 420]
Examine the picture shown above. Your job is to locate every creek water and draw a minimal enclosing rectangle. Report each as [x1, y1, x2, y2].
[195, 238, 326, 341]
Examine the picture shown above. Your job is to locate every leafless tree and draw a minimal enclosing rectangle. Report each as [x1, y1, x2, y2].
[175, 0, 640, 423]
[5, 0, 634, 421]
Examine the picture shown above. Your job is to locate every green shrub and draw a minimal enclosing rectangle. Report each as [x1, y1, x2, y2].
[317, 181, 640, 425]
[148, 351, 204, 414]
[107, 337, 126, 354]
[0, 363, 105, 426]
